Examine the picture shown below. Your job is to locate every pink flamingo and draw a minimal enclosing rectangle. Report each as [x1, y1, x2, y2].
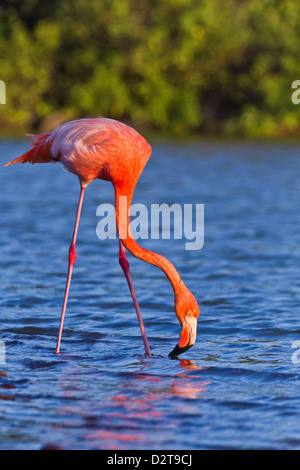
[5, 118, 199, 357]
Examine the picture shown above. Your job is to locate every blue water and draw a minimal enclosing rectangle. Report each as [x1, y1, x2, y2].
[1, 138, 300, 450]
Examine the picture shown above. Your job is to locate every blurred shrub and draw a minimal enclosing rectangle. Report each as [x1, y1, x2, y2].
[0, 0, 300, 137]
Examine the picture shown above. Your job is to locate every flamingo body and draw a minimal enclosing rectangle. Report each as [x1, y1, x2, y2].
[5, 118, 199, 357]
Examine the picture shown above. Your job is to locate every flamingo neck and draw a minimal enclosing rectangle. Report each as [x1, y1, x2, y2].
[114, 184, 184, 294]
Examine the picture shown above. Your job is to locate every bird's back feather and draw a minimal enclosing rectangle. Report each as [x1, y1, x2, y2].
[4, 118, 152, 189]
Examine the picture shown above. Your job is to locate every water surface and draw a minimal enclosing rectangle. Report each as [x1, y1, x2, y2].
[1, 138, 300, 449]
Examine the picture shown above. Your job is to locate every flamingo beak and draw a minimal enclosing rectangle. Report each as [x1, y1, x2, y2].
[169, 315, 197, 358]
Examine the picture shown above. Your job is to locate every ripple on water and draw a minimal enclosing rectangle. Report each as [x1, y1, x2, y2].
[1, 140, 300, 449]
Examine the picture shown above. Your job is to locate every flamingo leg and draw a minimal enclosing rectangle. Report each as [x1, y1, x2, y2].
[119, 239, 151, 356]
[55, 186, 85, 354]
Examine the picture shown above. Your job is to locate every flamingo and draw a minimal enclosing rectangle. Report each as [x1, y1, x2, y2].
[5, 118, 199, 357]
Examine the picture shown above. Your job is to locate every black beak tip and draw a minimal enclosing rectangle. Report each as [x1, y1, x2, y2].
[168, 343, 193, 358]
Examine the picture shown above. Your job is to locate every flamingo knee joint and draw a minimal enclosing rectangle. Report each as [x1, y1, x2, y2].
[69, 244, 77, 265]
[119, 254, 129, 272]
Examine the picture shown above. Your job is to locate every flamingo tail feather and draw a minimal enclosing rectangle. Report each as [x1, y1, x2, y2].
[4, 132, 52, 166]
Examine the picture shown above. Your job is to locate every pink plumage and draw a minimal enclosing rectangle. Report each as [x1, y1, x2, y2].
[6, 118, 152, 188]
[5, 117, 199, 357]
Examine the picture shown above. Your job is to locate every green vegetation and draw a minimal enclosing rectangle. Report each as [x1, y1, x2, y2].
[1, 0, 300, 137]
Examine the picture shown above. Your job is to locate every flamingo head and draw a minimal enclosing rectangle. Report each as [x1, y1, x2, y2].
[169, 286, 200, 358]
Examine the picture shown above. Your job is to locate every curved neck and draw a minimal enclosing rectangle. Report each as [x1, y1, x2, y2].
[114, 184, 184, 294]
